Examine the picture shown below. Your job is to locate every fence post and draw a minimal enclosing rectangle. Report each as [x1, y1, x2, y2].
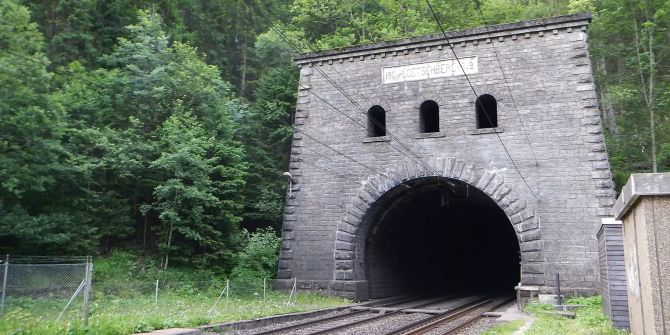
[286, 277, 297, 306]
[154, 280, 159, 310]
[263, 278, 266, 301]
[208, 281, 229, 317]
[57, 279, 86, 321]
[82, 256, 93, 325]
[1, 254, 8, 318]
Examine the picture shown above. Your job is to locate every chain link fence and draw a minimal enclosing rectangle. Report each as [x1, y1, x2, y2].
[92, 276, 284, 312]
[0, 255, 93, 323]
[0, 255, 311, 335]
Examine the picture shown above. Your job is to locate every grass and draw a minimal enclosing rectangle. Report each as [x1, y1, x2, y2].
[481, 320, 525, 335]
[0, 251, 351, 334]
[0, 290, 350, 335]
[524, 296, 628, 335]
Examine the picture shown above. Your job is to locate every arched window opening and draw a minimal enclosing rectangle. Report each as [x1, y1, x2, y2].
[367, 105, 386, 137]
[419, 100, 440, 133]
[476, 94, 497, 129]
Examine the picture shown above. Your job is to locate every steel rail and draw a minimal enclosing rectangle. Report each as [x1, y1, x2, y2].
[250, 295, 430, 335]
[303, 295, 462, 335]
[437, 297, 514, 335]
[383, 296, 495, 335]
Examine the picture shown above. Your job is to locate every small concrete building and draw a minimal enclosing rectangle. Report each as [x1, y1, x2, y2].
[276, 13, 615, 300]
[614, 173, 670, 335]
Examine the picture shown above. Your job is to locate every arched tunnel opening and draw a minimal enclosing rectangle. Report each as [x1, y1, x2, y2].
[363, 177, 520, 298]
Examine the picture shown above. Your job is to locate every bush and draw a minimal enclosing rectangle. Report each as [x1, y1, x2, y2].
[231, 228, 281, 279]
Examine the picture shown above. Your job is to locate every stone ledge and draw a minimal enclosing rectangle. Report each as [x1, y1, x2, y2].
[362, 136, 391, 143]
[295, 13, 591, 63]
[415, 131, 446, 139]
[470, 127, 504, 135]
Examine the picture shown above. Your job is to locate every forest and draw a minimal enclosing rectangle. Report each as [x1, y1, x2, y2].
[0, 0, 668, 272]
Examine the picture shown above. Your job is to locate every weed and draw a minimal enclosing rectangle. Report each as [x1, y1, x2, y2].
[0, 291, 349, 335]
[482, 320, 525, 335]
[524, 295, 628, 335]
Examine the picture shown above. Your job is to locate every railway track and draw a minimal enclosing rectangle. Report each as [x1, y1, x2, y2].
[249, 295, 451, 335]
[386, 295, 513, 335]
[244, 294, 507, 335]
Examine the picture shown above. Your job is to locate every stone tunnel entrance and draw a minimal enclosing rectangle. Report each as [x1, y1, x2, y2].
[360, 177, 520, 298]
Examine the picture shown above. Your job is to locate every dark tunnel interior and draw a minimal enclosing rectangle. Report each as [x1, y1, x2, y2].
[364, 177, 520, 298]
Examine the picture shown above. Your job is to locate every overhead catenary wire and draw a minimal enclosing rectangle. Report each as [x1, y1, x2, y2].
[471, 0, 539, 166]
[425, 0, 539, 201]
[299, 160, 362, 186]
[295, 129, 380, 175]
[319, 61, 437, 157]
[305, 60, 438, 174]
[296, 81, 433, 176]
[297, 81, 436, 174]
[245, 1, 437, 175]
[301, 56, 437, 174]
[307, 64, 433, 161]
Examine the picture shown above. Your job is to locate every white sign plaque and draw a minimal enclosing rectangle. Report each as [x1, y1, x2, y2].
[382, 56, 478, 84]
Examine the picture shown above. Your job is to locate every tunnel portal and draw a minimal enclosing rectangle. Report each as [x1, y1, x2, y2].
[362, 177, 520, 298]
[275, 14, 615, 300]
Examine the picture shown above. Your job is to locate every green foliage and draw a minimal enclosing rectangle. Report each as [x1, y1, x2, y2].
[0, 254, 349, 334]
[525, 296, 627, 335]
[0, 0, 103, 255]
[1, 7, 248, 265]
[566, 295, 604, 306]
[481, 320, 525, 335]
[239, 56, 298, 229]
[0, 0, 59, 200]
[591, 0, 670, 184]
[286, 0, 571, 50]
[0, 290, 349, 335]
[2, 0, 669, 278]
[231, 228, 281, 279]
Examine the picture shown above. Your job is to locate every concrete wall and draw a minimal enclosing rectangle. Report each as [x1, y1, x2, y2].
[277, 13, 615, 299]
[615, 173, 670, 335]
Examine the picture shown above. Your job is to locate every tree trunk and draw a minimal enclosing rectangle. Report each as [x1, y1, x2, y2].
[143, 214, 148, 252]
[163, 221, 173, 270]
[360, 1, 366, 41]
[648, 23, 657, 172]
[633, 16, 657, 172]
[240, 47, 247, 97]
[597, 59, 617, 133]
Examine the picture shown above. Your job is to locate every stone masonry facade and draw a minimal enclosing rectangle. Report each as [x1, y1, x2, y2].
[275, 13, 615, 300]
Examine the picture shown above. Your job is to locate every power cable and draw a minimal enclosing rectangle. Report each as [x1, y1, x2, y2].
[472, 0, 539, 166]
[296, 129, 380, 175]
[296, 81, 436, 174]
[311, 69, 436, 173]
[322, 65, 429, 147]
[425, 0, 539, 200]
[0, 48, 49, 66]
[245, 1, 437, 175]
[318, 63, 436, 158]
[299, 160, 361, 186]
[304, 58, 437, 174]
